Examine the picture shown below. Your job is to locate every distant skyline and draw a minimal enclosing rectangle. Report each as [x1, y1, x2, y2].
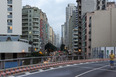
[22, 0, 76, 36]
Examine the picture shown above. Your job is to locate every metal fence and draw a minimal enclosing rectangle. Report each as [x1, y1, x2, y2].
[0, 55, 83, 69]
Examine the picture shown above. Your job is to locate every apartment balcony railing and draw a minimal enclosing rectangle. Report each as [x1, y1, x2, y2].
[23, 29, 28, 31]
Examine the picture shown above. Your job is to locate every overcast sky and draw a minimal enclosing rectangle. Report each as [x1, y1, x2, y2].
[22, 0, 116, 36]
[22, 0, 76, 36]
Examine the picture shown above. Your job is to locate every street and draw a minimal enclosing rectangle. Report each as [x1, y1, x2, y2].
[13, 61, 116, 77]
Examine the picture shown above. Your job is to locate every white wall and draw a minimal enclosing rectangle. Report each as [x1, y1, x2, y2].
[0, 0, 7, 34]
[0, 0, 22, 35]
[0, 41, 30, 53]
[12, 0, 22, 35]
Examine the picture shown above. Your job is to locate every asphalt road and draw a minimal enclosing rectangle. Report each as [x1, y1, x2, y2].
[14, 61, 116, 77]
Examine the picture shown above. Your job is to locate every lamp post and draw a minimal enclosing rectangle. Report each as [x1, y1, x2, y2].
[29, 41, 33, 53]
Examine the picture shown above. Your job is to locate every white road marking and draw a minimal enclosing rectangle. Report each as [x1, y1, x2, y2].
[75, 65, 109, 77]
[25, 72, 31, 75]
[50, 67, 54, 69]
[74, 64, 78, 65]
[39, 69, 44, 72]
[66, 65, 71, 66]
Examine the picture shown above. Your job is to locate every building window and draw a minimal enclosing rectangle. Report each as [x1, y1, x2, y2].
[29, 27, 31, 30]
[7, 0, 12, 4]
[7, 12, 12, 18]
[29, 23, 31, 26]
[29, 10, 31, 13]
[7, 5, 12, 11]
[7, 19, 12, 25]
[29, 19, 31, 22]
[7, 26, 12, 33]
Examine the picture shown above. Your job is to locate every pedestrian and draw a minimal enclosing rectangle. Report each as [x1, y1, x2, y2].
[109, 51, 115, 69]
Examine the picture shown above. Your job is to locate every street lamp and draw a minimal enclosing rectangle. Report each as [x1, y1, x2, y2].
[29, 40, 33, 53]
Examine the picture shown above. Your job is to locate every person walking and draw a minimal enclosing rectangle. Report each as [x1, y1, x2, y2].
[109, 51, 115, 69]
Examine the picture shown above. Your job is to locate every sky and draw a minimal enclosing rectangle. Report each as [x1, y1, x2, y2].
[22, 0, 77, 36]
[22, 0, 116, 36]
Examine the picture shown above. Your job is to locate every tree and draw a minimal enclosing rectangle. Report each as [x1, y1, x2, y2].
[60, 44, 65, 51]
[45, 42, 57, 55]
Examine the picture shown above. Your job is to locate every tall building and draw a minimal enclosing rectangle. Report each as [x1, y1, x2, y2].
[0, 0, 29, 59]
[22, 5, 40, 51]
[81, 2, 116, 58]
[69, 8, 78, 52]
[48, 26, 54, 45]
[0, 0, 22, 36]
[40, 9, 49, 51]
[61, 24, 65, 44]
[65, 3, 76, 48]
[76, 0, 107, 58]
[56, 34, 60, 48]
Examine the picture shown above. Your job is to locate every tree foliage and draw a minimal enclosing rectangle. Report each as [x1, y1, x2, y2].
[60, 44, 65, 51]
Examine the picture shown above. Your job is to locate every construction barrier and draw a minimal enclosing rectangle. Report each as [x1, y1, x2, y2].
[0, 58, 109, 77]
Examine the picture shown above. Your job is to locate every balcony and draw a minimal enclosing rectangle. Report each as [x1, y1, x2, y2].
[22, 33, 28, 35]
[73, 36, 78, 38]
[73, 32, 78, 34]
[74, 39, 78, 42]
[33, 36, 39, 39]
[33, 28, 39, 31]
[22, 17, 28, 19]
[22, 25, 28, 27]
[8, 8, 12, 11]
[7, 15, 12, 18]
[22, 21, 28, 23]
[23, 29, 28, 31]
[33, 25, 39, 28]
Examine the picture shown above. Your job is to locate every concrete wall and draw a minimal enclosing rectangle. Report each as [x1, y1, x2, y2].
[82, 0, 96, 16]
[0, 41, 30, 53]
[111, 8, 116, 46]
[0, 0, 7, 34]
[91, 8, 116, 48]
[13, 0, 22, 35]
[91, 10, 111, 48]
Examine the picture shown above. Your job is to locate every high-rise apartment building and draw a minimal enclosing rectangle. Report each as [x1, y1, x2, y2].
[61, 24, 65, 44]
[0, 0, 22, 37]
[76, 0, 107, 58]
[0, 0, 29, 59]
[65, 3, 76, 48]
[81, 2, 116, 59]
[69, 8, 78, 52]
[40, 9, 49, 51]
[22, 5, 40, 51]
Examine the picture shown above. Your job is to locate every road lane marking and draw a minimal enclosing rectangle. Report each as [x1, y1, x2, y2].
[75, 65, 109, 77]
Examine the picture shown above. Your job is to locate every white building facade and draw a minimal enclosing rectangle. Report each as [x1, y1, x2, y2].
[0, 0, 30, 59]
